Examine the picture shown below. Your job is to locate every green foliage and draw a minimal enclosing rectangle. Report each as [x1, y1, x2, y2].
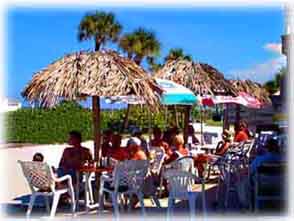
[78, 11, 122, 50]
[263, 67, 286, 95]
[205, 119, 223, 127]
[119, 27, 161, 65]
[5, 101, 93, 144]
[4, 102, 185, 144]
[164, 48, 192, 62]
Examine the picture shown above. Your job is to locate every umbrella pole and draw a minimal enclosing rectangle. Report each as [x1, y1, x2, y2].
[184, 106, 191, 144]
[92, 96, 101, 201]
[92, 96, 101, 163]
[148, 107, 152, 143]
[223, 104, 229, 132]
[200, 105, 204, 147]
[235, 104, 241, 126]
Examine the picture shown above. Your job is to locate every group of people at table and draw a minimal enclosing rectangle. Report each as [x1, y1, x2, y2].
[34, 119, 251, 182]
[31, 119, 285, 207]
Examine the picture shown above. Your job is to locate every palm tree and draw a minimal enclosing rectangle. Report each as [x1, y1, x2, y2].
[119, 27, 161, 131]
[146, 56, 162, 72]
[119, 27, 161, 65]
[264, 67, 286, 95]
[78, 11, 122, 51]
[164, 48, 192, 62]
[78, 11, 122, 161]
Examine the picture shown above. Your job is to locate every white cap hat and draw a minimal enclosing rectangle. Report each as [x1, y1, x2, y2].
[127, 137, 141, 147]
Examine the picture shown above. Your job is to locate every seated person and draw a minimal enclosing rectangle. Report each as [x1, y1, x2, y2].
[164, 134, 189, 164]
[250, 138, 284, 176]
[214, 130, 232, 156]
[237, 138, 284, 208]
[234, 120, 250, 142]
[101, 129, 113, 157]
[131, 128, 149, 157]
[150, 127, 172, 157]
[58, 131, 92, 184]
[186, 124, 200, 146]
[107, 133, 129, 161]
[127, 137, 147, 160]
[33, 152, 44, 162]
[193, 130, 232, 177]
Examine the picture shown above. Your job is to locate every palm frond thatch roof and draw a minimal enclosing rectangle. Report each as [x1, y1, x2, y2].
[22, 50, 161, 109]
[229, 79, 272, 105]
[155, 59, 238, 96]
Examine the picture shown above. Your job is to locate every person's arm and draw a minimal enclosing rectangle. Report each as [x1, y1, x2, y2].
[59, 148, 69, 169]
[216, 142, 230, 156]
[164, 152, 179, 164]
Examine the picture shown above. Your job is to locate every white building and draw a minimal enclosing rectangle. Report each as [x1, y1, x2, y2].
[0, 97, 22, 112]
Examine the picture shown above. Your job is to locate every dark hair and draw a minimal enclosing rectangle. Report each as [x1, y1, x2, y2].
[153, 127, 162, 135]
[69, 130, 82, 142]
[266, 138, 280, 153]
[33, 153, 44, 162]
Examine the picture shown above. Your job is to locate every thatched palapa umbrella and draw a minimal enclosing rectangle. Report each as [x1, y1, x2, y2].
[156, 59, 238, 97]
[22, 50, 161, 161]
[230, 79, 271, 105]
[155, 59, 237, 143]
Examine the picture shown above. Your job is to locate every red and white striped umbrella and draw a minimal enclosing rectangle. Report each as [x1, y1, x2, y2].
[200, 92, 262, 109]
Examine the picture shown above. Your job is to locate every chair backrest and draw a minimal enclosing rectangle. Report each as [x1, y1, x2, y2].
[203, 132, 218, 145]
[18, 161, 54, 192]
[164, 169, 196, 198]
[109, 157, 119, 168]
[254, 131, 276, 148]
[149, 146, 165, 174]
[113, 160, 149, 192]
[255, 162, 286, 198]
[240, 139, 255, 158]
[170, 156, 195, 174]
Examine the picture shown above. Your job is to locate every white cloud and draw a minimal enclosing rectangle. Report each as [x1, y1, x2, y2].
[264, 43, 282, 55]
[227, 56, 286, 83]
[227, 42, 286, 83]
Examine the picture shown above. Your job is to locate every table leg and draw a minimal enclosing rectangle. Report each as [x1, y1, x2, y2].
[85, 172, 90, 213]
[75, 172, 80, 211]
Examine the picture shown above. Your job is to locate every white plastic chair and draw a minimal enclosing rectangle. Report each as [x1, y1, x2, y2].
[215, 140, 254, 208]
[159, 156, 196, 197]
[18, 160, 75, 218]
[164, 169, 206, 220]
[99, 160, 149, 217]
[254, 162, 285, 212]
[149, 146, 166, 175]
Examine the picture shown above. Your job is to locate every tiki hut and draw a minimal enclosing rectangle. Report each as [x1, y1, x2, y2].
[155, 59, 237, 143]
[229, 79, 272, 105]
[22, 49, 161, 161]
[155, 59, 238, 97]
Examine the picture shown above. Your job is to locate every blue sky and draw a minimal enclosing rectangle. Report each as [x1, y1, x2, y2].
[5, 6, 286, 104]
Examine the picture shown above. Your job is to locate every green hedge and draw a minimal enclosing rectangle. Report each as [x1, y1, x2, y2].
[4, 101, 221, 144]
[5, 101, 93, 144]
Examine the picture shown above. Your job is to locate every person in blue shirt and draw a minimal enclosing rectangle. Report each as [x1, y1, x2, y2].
[250, 138, 284, 176]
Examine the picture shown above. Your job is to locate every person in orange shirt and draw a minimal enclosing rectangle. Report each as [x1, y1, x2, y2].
[127, 137, 148, 160]
[234, 120, 249, 142]
[194, 130, 232, 177]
